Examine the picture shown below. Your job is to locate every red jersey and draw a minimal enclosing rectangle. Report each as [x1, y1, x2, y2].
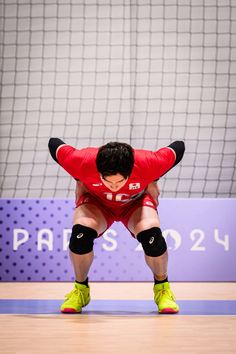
[57, 145, 176, 209]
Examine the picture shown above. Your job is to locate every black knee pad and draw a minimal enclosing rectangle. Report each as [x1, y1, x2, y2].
[137, 227, 167, 257]
[69, 224, 98, 255]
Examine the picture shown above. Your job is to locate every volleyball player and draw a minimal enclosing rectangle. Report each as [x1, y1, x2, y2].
[48, 138, 185, 314]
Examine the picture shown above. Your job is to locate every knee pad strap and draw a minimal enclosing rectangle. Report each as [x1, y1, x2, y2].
[69, 224, 98, 255]
[137, 227, 167, 257]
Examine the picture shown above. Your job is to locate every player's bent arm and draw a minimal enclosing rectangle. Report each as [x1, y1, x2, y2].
[48, 137, 66, 163]
[151, 140, 185, 180]
[48, 138, 84, 180]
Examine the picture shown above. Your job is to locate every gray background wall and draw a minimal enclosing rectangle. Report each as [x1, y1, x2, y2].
[1, 0, 236, 198]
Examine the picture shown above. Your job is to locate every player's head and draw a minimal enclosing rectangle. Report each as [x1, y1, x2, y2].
[96, 142, 134, 191]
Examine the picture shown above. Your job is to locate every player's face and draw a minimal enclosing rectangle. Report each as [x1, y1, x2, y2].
[100, 173, 128, 192]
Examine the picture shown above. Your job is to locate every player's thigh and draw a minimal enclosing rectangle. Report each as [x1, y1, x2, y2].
[73, 203, 108, 235]
[127, 206, 160, 237]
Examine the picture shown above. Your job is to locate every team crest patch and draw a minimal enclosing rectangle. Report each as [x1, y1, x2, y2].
[129, 183, 140, 190]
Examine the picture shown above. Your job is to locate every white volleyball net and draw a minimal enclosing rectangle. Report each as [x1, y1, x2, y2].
[0, 0, 235, 198]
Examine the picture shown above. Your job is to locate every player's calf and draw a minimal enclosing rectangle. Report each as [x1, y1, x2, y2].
[137, 227, 179, 314]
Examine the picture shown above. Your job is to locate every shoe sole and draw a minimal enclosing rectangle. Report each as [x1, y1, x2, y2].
[159, 308, 179, 314]
[61, 308, 82, 314]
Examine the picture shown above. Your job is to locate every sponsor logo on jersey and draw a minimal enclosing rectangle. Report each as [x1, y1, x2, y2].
[92, 183, 103, 187]
[129, 183, 140, 190]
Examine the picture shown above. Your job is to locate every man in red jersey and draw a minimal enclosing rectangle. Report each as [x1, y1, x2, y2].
[48, 138, 185, 314]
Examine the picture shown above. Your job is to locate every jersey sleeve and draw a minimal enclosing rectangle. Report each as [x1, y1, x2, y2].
[56, 144, 86, 180]
[143, 141, 185, 181]
[144, 147, 176, 181]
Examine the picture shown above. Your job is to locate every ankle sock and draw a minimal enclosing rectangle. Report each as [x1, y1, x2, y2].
[75, 277, 89, 287]
[154, 276, 168, 285]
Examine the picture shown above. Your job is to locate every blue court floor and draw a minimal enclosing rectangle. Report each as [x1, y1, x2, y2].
[0, 299, 236, 315]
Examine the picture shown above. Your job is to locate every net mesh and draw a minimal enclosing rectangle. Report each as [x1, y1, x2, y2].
[0, 0, 236, 198]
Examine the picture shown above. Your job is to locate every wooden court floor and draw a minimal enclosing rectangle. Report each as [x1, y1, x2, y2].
[0, 282, 236, 354]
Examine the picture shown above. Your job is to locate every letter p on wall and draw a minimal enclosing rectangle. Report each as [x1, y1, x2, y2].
[13, 229, 29, 251]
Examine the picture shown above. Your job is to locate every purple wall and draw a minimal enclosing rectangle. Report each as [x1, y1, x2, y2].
[0, 198, 235, 281]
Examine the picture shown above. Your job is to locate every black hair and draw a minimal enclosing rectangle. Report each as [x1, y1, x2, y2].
[96, 142, 134, 179]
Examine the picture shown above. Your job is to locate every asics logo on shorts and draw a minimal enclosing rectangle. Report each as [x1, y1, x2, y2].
[76, 233, 84, 239]
[149, 236, 154, 244]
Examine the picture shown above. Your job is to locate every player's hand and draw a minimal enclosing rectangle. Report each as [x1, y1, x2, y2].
[156, 182, 161, 198]
[146, 181, 160, 206]
[75, 181, 88, 204]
